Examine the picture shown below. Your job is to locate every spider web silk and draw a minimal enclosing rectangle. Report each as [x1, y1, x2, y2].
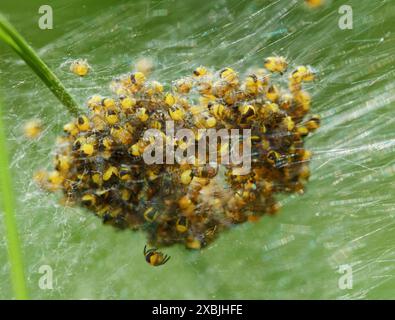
[0, 0, 395, 299]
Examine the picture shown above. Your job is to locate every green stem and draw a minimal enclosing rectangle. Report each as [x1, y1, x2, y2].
[0, 96, 28, 300]
[0, 13, 80, 116]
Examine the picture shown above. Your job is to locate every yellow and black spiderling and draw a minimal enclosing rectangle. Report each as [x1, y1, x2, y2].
[304, 0, 325, 9]
[37, 56, 321, 255]
[23, 119, 43, 139]
[143, 245, 170, 267]
[69, 58, 91, 77]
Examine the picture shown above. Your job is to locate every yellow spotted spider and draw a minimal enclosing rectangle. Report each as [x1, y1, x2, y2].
[144, 245, 171, 267]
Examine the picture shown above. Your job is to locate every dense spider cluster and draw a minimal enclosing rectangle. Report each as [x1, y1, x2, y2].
[37, 57, 320, 249]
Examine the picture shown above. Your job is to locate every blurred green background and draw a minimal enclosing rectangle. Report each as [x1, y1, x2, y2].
[1, 0, 395, 299]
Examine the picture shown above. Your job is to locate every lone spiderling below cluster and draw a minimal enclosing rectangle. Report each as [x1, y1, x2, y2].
[35, 55, 320, 264]
[144, 245, 170, 267]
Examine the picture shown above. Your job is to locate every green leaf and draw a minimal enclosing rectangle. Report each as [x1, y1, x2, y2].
[0, 94, 28, 300]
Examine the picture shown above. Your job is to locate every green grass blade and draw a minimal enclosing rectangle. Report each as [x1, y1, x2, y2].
[0, 13, 80, 116]
[0, 95, 28, 300]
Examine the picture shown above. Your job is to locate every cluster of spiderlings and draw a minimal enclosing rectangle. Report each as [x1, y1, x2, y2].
[38, 56, 320, 250]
